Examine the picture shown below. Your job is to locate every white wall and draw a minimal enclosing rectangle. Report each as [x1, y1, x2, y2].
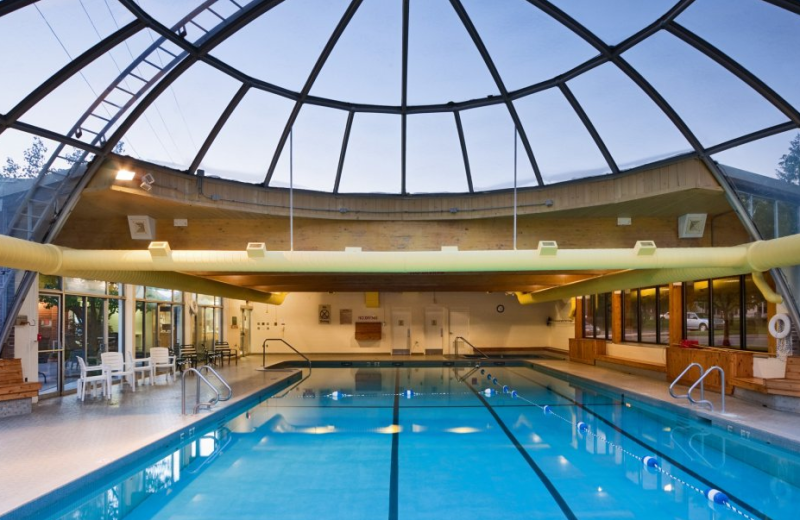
[224, 292, 563, 356]
[16, 277, 39, 401]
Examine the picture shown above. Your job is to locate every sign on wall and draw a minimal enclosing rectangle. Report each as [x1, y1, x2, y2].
[340, 309, 352, 324]
[319, 304, 331, 324]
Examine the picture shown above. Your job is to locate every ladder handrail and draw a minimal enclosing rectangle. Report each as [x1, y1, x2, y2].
[199, 364, 232, 402]
[456, 363, 483, 382]
[669, 362, 705, 401]
[688, 365, 726, 413]
[182, 367, 219, 414]
[453, 336, 490, 359]
[261, 338, 311, 369]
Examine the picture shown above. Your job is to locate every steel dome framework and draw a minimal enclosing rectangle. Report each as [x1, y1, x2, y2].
[1, 0, 800, 343]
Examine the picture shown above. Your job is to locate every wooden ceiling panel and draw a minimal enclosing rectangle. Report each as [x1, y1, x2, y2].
[192, 271, 614, 293]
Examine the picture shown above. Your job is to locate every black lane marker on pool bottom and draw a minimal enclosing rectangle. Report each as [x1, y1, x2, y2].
[389, 368, 400, 520]
[505, 367, 770, 520]
[465, 382, 578, 520]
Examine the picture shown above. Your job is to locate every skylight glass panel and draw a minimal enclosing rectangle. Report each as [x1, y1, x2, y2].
[270, 105, 349, 191]
[514, 89, 610, 183]
[0, 1, 99, 112]
[548, 0, 676, 45]
[19, 33, 161, 141]
[677, 0, 800, 111]
[210, 0, 350, 92]
[406, 113, 469, 193]
[200, 90, 295, 184]
[311, 0, 402, 106]
[567, 63, 692, 170]
[459, 104, 536, 191]
[121, 62, 241, 170]
[338, 114, 401, 194]
[408, 0, 499, 105]
[713, 130, 799, 180]
[460, 0, 598, 92]
[624, 32, 787, 147]
[0, 129, 79, 186]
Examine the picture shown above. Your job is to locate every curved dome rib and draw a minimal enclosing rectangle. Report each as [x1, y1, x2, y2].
[557, 83, 619, 175]
[188, 83, 251, 175]
[105, 0, 288, 156]
[332, 111, 355, 193]
[264, 0, 364, 188]
[666, 22, 800, 127]
[448, 0, 543, 186]
[1, 21, 144, 137]
[453, 111, 475, 193]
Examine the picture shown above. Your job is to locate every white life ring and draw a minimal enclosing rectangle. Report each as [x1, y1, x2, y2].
[768, 313, 791, 339]
[188, 300, 199, 315]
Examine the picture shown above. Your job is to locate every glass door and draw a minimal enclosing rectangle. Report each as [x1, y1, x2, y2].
[158, 304, 172, 348]
[64, 297, 86, 393]
[240, 307, 252, 356]
[37, 294, 61, 396]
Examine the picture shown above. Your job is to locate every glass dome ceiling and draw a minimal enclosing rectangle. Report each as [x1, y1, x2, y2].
[1, 0, 799, 194]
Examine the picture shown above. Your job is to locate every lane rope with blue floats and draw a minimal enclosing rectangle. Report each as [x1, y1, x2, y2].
[319, 368, 763, 520]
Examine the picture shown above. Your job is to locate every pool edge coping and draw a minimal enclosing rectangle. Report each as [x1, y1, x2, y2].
[0, 370, 302, 520]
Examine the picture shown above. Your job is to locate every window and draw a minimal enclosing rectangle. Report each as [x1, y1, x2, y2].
[582, 293, 611, 340]
[135, 286, 184, 357]
[622, 286, 670, 344]
[683, 274, 769, 352]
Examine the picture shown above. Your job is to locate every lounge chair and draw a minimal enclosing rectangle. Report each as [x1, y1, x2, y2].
[149, 347, 176, 383]
[101, 351, 135, 397]
[76, 356, 107, 401]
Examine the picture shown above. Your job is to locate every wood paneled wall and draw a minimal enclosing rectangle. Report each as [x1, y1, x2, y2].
[94, 157, 724, 221]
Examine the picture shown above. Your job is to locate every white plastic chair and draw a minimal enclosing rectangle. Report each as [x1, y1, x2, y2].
[76, 356, 107, 401]
[129, 351, 153, 386]
[101, 351, 135, 397]
[149, 347, 176, 384]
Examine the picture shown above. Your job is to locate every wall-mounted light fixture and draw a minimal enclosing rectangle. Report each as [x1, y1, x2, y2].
[116, 168, 135, 181]
[140, 172, 155, 192]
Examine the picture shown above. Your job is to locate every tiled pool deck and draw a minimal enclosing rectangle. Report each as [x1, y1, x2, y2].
[0, 355, 798, 518]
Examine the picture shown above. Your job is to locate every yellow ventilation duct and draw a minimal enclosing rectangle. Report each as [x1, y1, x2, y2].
[1, 233, 800, 299]
[59, 270, 287, 305]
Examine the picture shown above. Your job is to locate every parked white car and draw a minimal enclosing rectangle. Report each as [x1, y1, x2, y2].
[661, 312, 723, 331]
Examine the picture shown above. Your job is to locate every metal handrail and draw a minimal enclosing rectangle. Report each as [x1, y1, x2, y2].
[199, 365, 232, 402]
[669, 362, 705, 401]
[456, 363, 483, 382]
[688, 366, 726, 413]
[181, 367, 219, 415]
[186, 427, 233, 475]
[453, 336, 490, 359]
[261, 338, 311, 369]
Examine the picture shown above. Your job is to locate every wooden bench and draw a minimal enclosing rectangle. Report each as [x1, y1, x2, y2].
[595, 354, 667, 373]
[0, 359, 41, 417]
[732, 357, 800, 397]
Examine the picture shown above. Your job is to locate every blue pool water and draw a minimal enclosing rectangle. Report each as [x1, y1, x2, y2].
[35, 366, 799, 519]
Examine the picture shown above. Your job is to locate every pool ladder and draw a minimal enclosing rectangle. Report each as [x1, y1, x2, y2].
[182, 365, 232, 414]
[669, 362, 726, 413]
[453, 336, 490, 359]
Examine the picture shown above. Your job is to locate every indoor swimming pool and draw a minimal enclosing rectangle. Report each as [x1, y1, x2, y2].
[17, 365, 799, 520]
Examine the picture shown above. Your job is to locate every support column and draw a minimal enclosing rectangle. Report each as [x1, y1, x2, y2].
[611, 291, 622, 344]
[669, 283, 683, 346]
